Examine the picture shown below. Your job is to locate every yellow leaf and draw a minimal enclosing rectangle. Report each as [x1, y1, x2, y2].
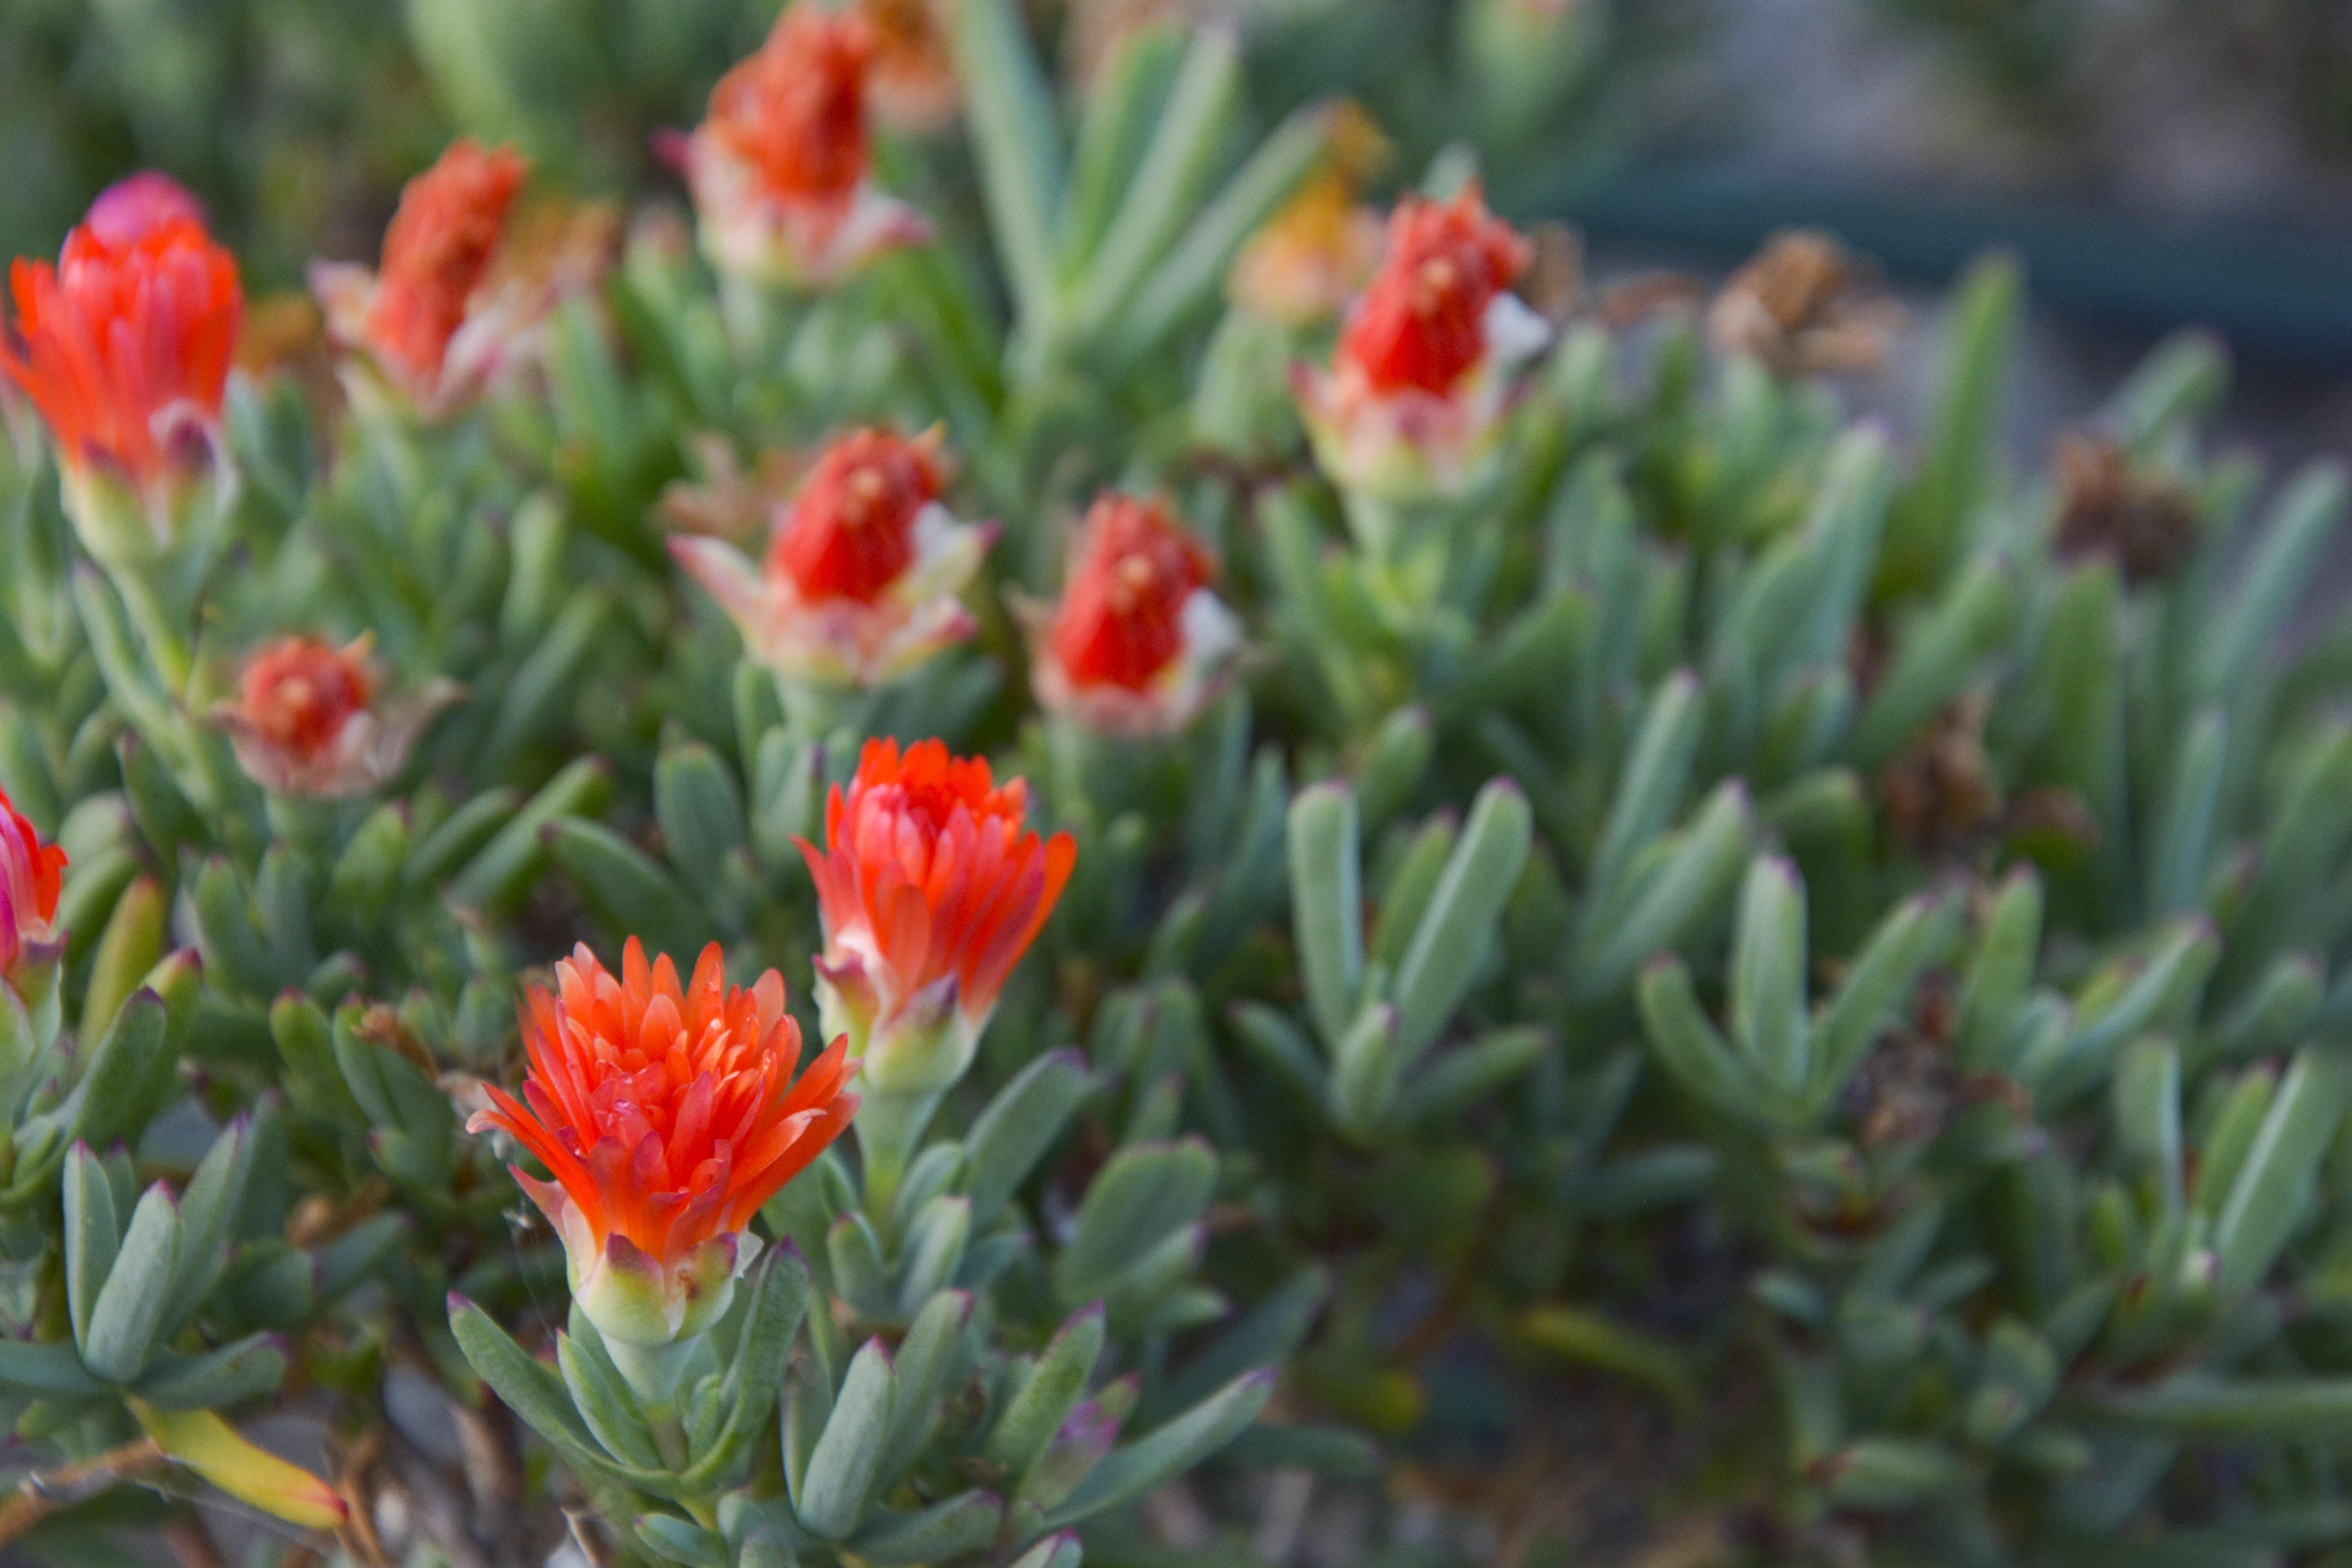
[128, 1399, 347, 1533]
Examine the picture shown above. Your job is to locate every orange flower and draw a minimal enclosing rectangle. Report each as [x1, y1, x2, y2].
[860, 0, 960, 133]
[1, 173, 241, 554]
[1295, 183, 1550, 505]
[467, 940, 855, 1380]
[213, 636, 458, 798]
[1229, 171, 1385, 328]
[670, 427, 992, 688]
[312, 141, 557, 416]
[0, 786, 66, 995]
[677, 3, 929, 288]
[797, 740, 1075, 1096]
[1029, 494, 1241, 737]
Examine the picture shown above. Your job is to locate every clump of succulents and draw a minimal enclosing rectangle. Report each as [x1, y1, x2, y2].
[0, 4, 2348, 1567]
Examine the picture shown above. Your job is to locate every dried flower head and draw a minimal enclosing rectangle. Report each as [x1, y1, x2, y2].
[1706, 230, 1899, 377]
[2051, 433, 2201, 583]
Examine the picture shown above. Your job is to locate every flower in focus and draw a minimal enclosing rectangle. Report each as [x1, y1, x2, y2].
[213, 635, 458, 798]
[1027, 493, 1241, 738]
[312, 140, 563, 416]
[670, 426, 992, 688]
[677, 4, 930, 290]
[467, 940, 855, 1388]
[860, 0, 960, 133]
[797, 739, 1076, 1098]
[0, 787, 66, 1002]
[1295, 182, 1550, 504]
[0, 173, 242, 563]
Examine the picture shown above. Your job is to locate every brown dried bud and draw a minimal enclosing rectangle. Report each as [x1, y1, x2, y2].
[1707, 230, 1900, 376]
[2050, 433, 2201, 584]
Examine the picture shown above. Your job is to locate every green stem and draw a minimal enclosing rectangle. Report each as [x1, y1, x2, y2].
[778, 675, 878, 750]
[856, 1086, 947, 1243]
[112, 566, 192, 696]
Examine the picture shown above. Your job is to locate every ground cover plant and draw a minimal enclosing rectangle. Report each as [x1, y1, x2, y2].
[3, 4, 2352, 1566]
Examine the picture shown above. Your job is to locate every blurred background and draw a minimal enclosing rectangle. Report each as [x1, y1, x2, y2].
[6, 0, 2350, 464]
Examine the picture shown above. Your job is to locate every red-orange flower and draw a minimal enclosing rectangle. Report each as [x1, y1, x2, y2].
[214, 635, 458, 798]
[1, 173, 241, 545]
[797, 740, 1076, 1095]
[1296, 183, 1549, 504]
[0, 786, 67, 994]
[678, 3, 929, 288]
[772, 427, 942, 600]
[1029, 494, 1241, 737]
[312, 141, 552, 415]
[468, 940, 856, 1365]
[1339, 185, 1532, 396]
[670, 427, 992, 688]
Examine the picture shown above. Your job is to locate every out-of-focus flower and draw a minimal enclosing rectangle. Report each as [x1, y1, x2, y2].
[467, 940, 855, 1397]
[1295, 183, 1549, 504]
[213, 635, 458, 798]
[0, 173, 242, 564]
[797, 739, 1075, 1101]
[312, 140, 575, 417]
[1027, 493, 1241, 738]
[1229, 103, 1389, 328]
[1230, 174, 1386, 330]
[860, 0, 960, 133]
[676, 4, 930, 290]
[0, 787, 66, 1003]
[670, 427, 991, 688]
[1705, 230, 1899, 378]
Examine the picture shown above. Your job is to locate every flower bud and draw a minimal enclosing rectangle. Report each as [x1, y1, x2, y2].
[676, 4, 931, 290]
[670, 427, 993, 690]
[1027, 493, 1241, 739]
[312, 140, 590, 418]
[1, 174, 241, 570]
[0, 786, 66, 1040]
[1295, 183, 1550, 505]
[212, 635, 459, 799]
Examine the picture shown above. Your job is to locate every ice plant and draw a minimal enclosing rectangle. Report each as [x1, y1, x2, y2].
[1295, 182, 1548, 510]
[1028, 492, 1242, 737]
[0, 172, 241, 570]
[311, 140, 538, 416]
[0, 786, 66, 1036]
[669, 426, 992, 701]
[674, 3, 930, 290]
[797, 739, 1075, 1200]
[466, 940, 856, 1400]
[213, 635, 457, 799]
